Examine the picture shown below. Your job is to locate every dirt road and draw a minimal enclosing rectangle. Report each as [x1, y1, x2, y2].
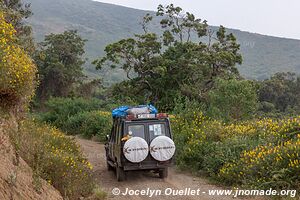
[77, 138, 243, 200]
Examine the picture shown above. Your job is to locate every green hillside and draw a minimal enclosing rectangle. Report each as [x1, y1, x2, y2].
[26, 0, 300, 83]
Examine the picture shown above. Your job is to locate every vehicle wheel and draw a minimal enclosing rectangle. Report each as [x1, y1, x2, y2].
[107, 161, 114, 171]
[116, 165, 126, 181]
[159, 168, 168, 179]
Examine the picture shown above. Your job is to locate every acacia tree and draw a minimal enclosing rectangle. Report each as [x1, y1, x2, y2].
[94, 4, 242, 110]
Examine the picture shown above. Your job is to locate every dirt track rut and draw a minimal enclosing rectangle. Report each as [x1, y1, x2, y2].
[76, 138, 247, 200]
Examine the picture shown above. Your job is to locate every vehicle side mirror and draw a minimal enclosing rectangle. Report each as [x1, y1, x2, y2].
[106, 135, 110, 141]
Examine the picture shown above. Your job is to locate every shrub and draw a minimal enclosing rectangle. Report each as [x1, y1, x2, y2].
[17, 120, 95, 199]
[172, 113, 300, 191]
[172, 112, 209, 170]
[207, 78, 258, 121]
[93, 186, 107, 200]
[202, 135, 262, 176]
[39, 97, 104, 127]
[172, 113, 255, 175]
[219, 136, 300, 190]
[37, 98, 113, 141]
[0, 12, 37, 109]
[65, 111, 112, 140]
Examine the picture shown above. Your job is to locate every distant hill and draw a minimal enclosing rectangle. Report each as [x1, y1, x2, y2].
[26, 0, 300, 84]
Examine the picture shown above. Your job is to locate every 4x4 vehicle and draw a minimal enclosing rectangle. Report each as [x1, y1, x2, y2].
[105, 112, 175, 181]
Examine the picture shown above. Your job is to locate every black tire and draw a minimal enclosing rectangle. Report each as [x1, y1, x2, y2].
[159, 168, 168, 179]
[116, 165, 126, 182]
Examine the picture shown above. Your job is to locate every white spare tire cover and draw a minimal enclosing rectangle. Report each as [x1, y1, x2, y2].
[150, 136, 176, 161]
[123, 137, 149, 163]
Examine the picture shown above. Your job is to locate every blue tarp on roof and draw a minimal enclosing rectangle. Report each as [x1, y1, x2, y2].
[112, 104, 158, 118]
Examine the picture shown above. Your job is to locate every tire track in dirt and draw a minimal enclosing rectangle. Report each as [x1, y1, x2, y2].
[76, 138, 260, 200]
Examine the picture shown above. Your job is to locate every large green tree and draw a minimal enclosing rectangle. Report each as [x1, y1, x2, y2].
[94, 4, 242, 110]
[35, 30, 86, 101]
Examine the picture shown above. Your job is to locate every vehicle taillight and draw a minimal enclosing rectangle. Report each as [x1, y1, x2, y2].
[126, 114, 135, 120]
[157, 113, 168, 118]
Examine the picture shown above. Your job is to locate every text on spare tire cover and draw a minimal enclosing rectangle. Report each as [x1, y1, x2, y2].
[150, 145, 175, 152]
[124, 147, 148, 154]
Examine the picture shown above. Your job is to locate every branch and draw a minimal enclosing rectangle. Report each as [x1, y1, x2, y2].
[187, 27, 191, 42]
[207, 29, 215, 48]
[126, 66, 133, 80]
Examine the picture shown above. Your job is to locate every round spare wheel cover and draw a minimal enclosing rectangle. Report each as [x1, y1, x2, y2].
[123, 137, 149, 163]
[150, 136, 176, 161]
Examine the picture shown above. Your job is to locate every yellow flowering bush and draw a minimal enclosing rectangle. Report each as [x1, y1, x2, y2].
[221, 117, 300, 141]
[172, 112, 224, 171]
[0, 12, 37, 108]
[219, 135, 300, 189]
[172, 113, 300, 190]
[18, 120, 94, 199]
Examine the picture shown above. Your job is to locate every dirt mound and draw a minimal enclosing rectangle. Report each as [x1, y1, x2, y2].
[0, 116, 63, 200]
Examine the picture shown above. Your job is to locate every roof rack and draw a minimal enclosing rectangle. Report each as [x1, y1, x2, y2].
[125, 113, 168, 121]
[112, 104, 158, 118]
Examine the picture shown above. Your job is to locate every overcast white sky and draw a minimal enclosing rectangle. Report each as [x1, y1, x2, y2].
[94, 0, 300, 40]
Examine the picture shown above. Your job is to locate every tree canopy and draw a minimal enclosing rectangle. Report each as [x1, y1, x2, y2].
[94, 4, 242, 110]
[258, 72, 300, 114]
[35, 30, 86, 101]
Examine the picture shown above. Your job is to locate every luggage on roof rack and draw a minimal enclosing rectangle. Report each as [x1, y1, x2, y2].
[112, 104, 158, 118]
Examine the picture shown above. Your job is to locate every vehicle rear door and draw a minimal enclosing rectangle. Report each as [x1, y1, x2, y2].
[147, 120, 171, 143]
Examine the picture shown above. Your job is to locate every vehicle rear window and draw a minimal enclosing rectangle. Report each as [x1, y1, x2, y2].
[149, 123, 166, 140]
[128, 125, 145, 138]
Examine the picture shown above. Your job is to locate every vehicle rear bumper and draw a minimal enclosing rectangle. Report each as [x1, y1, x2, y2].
[123, 160, 172, 171]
